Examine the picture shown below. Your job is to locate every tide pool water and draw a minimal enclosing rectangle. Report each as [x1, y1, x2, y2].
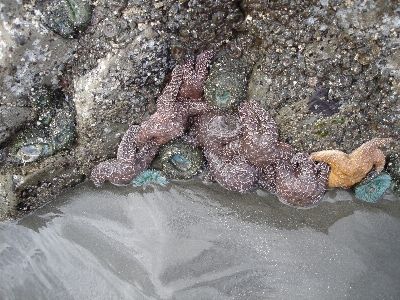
[0, 179, 399, 300]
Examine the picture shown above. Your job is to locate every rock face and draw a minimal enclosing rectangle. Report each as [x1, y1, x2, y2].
[245, 0, 399, 156]
[37, 0, 92, 38]
[0, 0, 399, 220]
[0, 1, 76, 146]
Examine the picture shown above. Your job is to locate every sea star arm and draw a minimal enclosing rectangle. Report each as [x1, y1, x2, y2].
[179, 56, 196, 99]
[238, 101, 259, 139]
[137, 116, 178, 147]
[273, 142, 295, 161]
[310, 150, 349, 166]
[248, 99, 278, 142]
[135, 143, 160, 170]
[291, 153, 316, 183]
[364, 137, 393, 149]
[91, 160, 113, 185]
[373, 150, 386, 172]
[194, 49, 215, 81]
[178, 50, 215, 101]
[316, 162, 330, 185]
[350, 137, 392, 173]
[181, 101, 210, 116]
[239, 100, 279, 147]
[157, 65, 183, 111]
[117, 125, 140, 162]
[180, 133, 201, 147]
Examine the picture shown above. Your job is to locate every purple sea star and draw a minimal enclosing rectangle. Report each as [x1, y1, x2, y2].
[184, 108, 258, 193]
[135, 62, 211, 148]
[204, 151, 259, 193]
[274, 153, 330, 207]
[234, 99, 330, 205]
[91, 126, 159, 185]
[91, 51, 216, 186]
[238, 99, 295, 167]
[185, 108, 243, 158]
[178, 49, 216, 101]
[90, 49, 332, 207]
[255, 141, 298, 193]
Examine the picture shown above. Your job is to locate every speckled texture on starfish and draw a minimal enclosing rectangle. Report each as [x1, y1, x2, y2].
[183, 107, 258, 193]
[205, 151, 259, 193]
[310, 137, 393, 188]
[178, 49, 215, 101]
[257, 142, 300, 194]
[90, 126, 160, 186]
[238, 99, 295, 167]
[185, 108, 243, 158]
[238, 100, 279, 167]
[136, 61, 210, 148]
[275, 153, 330, 207]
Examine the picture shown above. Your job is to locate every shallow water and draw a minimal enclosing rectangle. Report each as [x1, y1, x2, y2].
[0, 179, 399, 300]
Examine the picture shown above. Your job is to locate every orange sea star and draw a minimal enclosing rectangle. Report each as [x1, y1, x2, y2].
[310, 138, 392, 188]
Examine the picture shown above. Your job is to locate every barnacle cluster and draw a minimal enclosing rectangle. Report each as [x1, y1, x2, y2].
[244, 0, 399, 156]
[168, 0, 245, 59]
[37, 0, 92, 38]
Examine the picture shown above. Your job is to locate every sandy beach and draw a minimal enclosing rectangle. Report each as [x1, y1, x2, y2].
[1, 180, 399, 299]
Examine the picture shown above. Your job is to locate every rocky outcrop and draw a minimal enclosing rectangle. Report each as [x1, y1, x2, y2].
[0, 0, 399, 220]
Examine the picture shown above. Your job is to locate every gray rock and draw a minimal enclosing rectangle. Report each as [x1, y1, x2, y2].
[0, 0, 399, 220]
[246, 0, 399, 156]
[37, 0, 92, 38]
[0, 1, 76, 145]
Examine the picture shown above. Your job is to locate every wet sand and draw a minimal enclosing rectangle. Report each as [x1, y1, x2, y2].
[1, 179, 399, 299]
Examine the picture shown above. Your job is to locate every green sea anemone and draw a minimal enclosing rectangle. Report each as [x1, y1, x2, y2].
[9, 86, 75, 163]
[132, 170, 168, 187]
[354, 172, 392, 203]
[159, 140, 205, 180]
[203, 50, 250, 110]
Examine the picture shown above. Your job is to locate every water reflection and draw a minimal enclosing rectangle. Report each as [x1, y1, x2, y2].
[0, 180, 399, 299]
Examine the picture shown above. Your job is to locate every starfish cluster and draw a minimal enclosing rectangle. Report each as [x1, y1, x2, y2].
[185, 99, 331, 206]
[91, 50, 215, 185]
[91, 50, 393, 207]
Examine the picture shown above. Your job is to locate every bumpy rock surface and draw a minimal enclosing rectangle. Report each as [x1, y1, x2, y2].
[0, 0, 399, 220]
[246, 0, 399, 156]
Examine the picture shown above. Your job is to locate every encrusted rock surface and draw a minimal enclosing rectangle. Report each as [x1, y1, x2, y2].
[0, 0, 399, 220]
[246, 0, 399, 156]
[0, 1, 76, 146]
